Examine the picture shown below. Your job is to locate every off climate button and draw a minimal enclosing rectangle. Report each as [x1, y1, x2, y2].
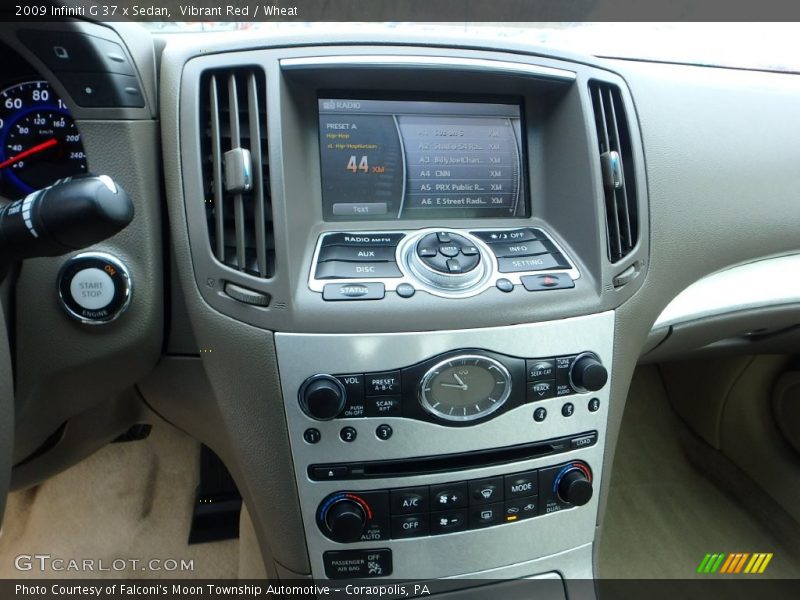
[57, 252, 131, 324]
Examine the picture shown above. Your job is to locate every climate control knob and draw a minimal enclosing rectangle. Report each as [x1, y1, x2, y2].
[556, 464, 593, 506]
[299, 375, 346, 420]
[569, 353, 608, 392]
[321, 497, 367, 543]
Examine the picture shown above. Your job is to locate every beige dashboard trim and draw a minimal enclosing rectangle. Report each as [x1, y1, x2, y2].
[654, 254, 800, 329]
[280, 55, 577, 81]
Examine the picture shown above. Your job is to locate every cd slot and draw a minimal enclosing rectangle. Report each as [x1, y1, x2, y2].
[308, 431, 597, 481]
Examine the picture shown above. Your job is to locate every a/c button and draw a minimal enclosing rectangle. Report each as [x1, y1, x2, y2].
[69, 268, 115, 310]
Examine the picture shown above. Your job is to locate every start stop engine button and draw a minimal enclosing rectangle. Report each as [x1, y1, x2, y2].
[58, 252, 131, 324]
[69, 268, 114, 310]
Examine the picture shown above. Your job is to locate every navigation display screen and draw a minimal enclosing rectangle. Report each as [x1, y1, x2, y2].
[318, 98, 528, 221]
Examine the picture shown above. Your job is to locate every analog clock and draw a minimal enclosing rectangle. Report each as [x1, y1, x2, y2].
[419, 354, 512, 422]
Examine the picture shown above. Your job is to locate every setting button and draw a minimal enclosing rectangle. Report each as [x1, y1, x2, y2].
[391, 487, 429, 515]
[469, 477, 503, 504]
[498, 254, 567, 273]
[58, 253, 131, 324]
[430, 482, 468, 509]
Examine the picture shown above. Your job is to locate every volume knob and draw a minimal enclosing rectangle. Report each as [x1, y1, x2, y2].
[299, 375, 346, 420]
[569, 353, 608, 393]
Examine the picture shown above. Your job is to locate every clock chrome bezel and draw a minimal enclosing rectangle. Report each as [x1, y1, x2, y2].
[418, 354, 512, 422]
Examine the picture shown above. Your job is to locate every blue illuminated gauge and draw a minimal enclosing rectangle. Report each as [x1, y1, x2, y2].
[0, 80, 88, 196]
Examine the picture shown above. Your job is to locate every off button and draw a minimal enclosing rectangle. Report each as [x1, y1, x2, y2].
[58, 253, 131, 324]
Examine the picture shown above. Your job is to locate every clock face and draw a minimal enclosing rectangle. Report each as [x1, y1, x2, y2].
[419, 354, 512, 422]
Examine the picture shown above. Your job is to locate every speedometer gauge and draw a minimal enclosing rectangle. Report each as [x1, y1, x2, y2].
[0, 80, 88, 196]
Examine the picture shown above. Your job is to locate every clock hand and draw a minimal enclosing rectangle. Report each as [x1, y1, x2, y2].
[453, 373, 466, 387]
[440, 383, 466, 389]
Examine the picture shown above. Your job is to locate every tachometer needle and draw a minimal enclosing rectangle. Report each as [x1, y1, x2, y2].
[0, 138, 58, 170]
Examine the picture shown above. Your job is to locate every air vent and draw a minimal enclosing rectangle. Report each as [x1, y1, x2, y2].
[200, 67, 274, 277]
[589, 81, 638, 263]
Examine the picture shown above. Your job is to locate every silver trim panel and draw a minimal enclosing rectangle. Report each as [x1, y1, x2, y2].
[275, 311, 614, 580]
[653, 254, 800, 329]
[280, 55, 577, 82]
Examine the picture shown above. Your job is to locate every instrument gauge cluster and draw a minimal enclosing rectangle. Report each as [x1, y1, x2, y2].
[0, 79, 88, 197]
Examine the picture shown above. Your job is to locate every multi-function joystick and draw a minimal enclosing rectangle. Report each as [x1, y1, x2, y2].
[406, 230, 489, 291]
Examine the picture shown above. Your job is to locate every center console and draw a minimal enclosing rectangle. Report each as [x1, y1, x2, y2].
[165, 36, 648, 594]
[276, 312, 613, 580]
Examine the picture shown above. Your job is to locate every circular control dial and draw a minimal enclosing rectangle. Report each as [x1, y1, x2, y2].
[299, 375, 347, 421]
[318, 493, 371, 543]
[404, 230, 490, 293]
[555, 463, 593, 506]
[569, 352, 608, 393]
[416, 232, 481, 274]
[419, 354, 512, 422]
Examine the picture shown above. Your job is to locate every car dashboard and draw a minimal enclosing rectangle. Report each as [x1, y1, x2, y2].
[1, 19, 800, 597]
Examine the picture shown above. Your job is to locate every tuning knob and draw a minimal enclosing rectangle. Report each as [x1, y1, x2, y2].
[299, 375, 346, 420]
[321, 498, 367, 543]
[556, 464, 593, 506]
[569, 352, 608, 392]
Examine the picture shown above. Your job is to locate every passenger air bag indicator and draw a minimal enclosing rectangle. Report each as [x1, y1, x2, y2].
[323, 548, 392, 579]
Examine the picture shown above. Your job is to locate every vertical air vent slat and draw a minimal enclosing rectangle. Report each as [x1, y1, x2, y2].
[247, 72, 268, 277]
[200, 67, 274, 278]
[209, 75, 225, 260]
[589, 81, 639, 263]
[226, 73, 247, 271]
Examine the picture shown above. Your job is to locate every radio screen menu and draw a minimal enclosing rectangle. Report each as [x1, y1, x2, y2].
[318, 98, 528, 221]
